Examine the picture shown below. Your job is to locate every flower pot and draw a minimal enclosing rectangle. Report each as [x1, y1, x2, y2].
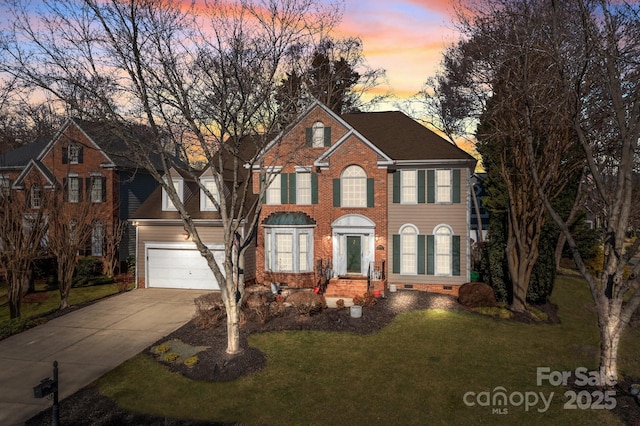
[350, 305, 362, 318]
[373, 290, 381, 298]
[389, 284, 397, 292]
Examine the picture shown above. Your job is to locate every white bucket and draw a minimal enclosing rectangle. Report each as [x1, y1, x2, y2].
[350, 305, 362, 318]
[389, 284, 397, 293]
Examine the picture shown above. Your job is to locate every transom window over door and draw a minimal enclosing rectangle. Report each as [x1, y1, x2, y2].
[341, 165, 367, 207]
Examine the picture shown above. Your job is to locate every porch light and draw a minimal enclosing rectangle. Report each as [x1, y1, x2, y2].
[182, 229, 190, 240]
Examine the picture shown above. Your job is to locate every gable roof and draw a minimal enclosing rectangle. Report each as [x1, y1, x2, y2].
[13, 159, 58, 188]
[341, 111, 476, 164]
[0, 139, 49, 170]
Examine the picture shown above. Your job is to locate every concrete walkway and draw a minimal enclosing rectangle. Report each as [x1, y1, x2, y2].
[0, 288, 208, 426]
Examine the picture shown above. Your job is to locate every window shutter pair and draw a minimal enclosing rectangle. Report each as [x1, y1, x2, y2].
[281, 173, 318, 204]
[393, 234, 460, 276]
[393, 170, 426, 204]
[305, 127, 332, 147]
[333, 178, 374, 207]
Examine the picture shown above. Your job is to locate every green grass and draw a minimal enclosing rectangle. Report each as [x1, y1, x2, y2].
[0, 280, 129, 338]
[96, 275, 640, 425]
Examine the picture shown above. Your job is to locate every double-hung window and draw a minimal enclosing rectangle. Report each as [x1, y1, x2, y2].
[400, 225, 418, 275]
[200, 179, 219, 211]
[311, 122, 325, 147]
[92, 222, 104, 256]
[296, 172, 311, 205]
[68, 143, 80, 164]
[266, 173, 281, 205]
[435, 225, 452, 275]
[90, 175, 103, 203]
[401, 170, 417, 204]
[68, 176, 80, 203]
[436, 169, 452, 203]
[162, 177, 183, 211]
[31, 185, 41, 208]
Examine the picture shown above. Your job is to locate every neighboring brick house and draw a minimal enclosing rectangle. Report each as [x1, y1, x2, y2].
[255, 101, 477, 297]
[0, 118, 159, 270]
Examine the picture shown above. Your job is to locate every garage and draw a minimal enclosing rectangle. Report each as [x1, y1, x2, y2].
[146, 244, 225, 290]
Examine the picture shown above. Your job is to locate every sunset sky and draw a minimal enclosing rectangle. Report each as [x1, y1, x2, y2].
[334, 0, 459, 110]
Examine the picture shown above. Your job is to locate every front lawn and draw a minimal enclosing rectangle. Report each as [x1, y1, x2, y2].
[97, 275, 640, 425]
[0, 279, 130, 339]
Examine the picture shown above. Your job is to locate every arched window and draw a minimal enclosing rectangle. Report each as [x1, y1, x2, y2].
[341, 165, 367, 207]
[312, 121, 325, 147]
[400, 225, 418, 275]
[434, 225, 452, 275]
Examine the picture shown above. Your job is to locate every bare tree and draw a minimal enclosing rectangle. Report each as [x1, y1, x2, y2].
[103, 219, 126, 278]
[0, 0, 341, 354]
[526, 0, 640, 383]
[0, 177, 50, 318]
[46, 189, 99, 310]
[426, 0, 583, 312]
[431, 0, 640, 381]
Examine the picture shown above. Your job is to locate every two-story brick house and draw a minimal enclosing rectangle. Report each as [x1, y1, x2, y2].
[255, 101, 476, 297]
[0, 118, 159, 270]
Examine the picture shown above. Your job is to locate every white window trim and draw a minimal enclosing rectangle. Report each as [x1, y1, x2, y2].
[433, 224, 453, 276]
[341, 165, 367, 208]
[68, 143, 80, 164]
[312, 121, 324, 148]
[435, 169, 452, 204]
[401, 170, 417, 204]
[264, 227, 314, 273]
[200, 178, 219, 211]
[296, 172, 311, 205]
[162, 177, 183, 211]
[400, 224, 419, 275]
[90, 174, 103, 203]
[67, 173, 80, 203]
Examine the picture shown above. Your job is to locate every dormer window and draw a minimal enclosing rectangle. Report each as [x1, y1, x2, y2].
[162, 177, 183, 211]
[200, 179, 219, 211]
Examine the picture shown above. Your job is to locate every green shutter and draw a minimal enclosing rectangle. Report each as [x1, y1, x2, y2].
[324, 127, 331, 147]
[427, 170, 435, 203]
[77, 146, 83, 163]
[311, 173, 318, 204]
[281, 173, 289, 204]
[452, 235, 461, 276]
[101, 177, 107, 201]
[393, 235, 400, 274]
[453, 169, 461, 203]
[333, 178, 340, 207]
[418, 235, 426, 274]
[427, 235, 435, 275]
[367, 178, 374, 207]
[289, 173, 296, 204]
[393, 171, 400, 203]
[418, 170, 426, 203]
[305, 128, 312, 147]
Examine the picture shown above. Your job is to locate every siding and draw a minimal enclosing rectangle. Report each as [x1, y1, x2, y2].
[387, 167, 471, 286]
[136, 223, 256, 287]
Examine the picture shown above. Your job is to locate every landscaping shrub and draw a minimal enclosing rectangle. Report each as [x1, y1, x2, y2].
[527, 221, 557, 305]
[286, 291, 324, 316]
[76, 257, 104, 278]
[193, 293, 227, 329]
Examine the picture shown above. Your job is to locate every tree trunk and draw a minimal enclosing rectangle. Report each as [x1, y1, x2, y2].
[225, 294, 243, 355]
[554, 232, 567, 272]
[8, 274, 23, 319]
[598, 312, 622, 386]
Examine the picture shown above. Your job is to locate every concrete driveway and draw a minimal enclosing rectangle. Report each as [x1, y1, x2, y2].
[0, 288, 209, 426]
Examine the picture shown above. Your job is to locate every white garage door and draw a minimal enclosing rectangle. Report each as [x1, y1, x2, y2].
[147, 246, 225, 290]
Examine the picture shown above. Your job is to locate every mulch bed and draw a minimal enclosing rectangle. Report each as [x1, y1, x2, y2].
[25, 290, 640, 425]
